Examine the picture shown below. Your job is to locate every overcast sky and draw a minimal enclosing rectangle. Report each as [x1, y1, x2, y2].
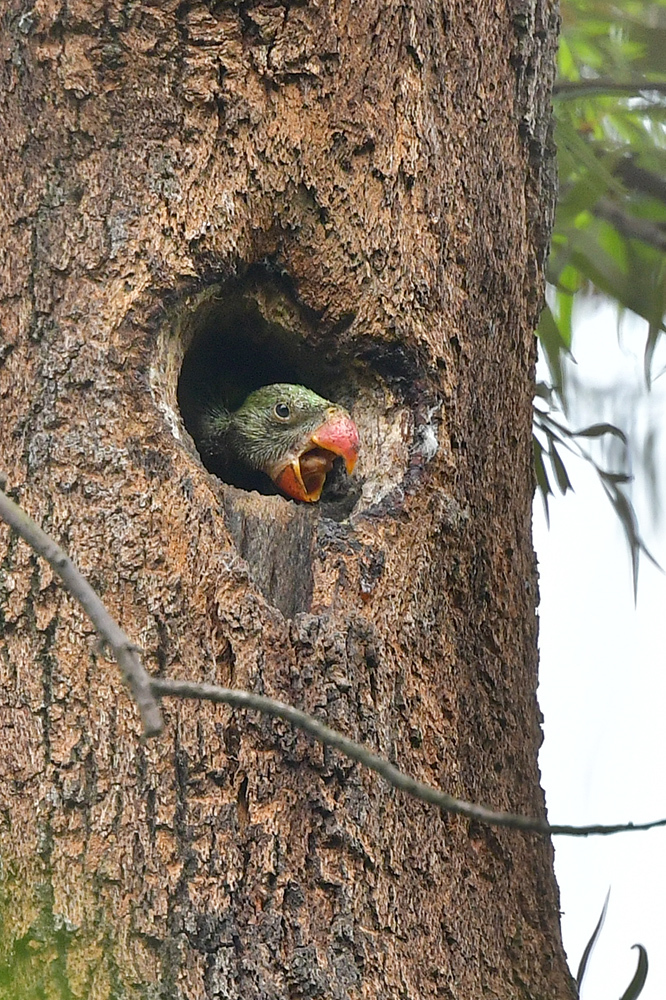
[535, 304, 666, 999]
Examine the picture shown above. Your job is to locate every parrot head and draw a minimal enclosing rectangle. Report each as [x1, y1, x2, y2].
[227, 384, 360, 502]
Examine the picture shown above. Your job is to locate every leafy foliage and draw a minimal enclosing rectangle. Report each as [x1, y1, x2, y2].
[547, 0, 666, 376]
[533, 381, 659, 594]
[536, 0, 666, 580]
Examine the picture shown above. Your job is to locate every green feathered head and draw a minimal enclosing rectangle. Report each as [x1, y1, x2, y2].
[197, 382, 359, 501]
[226, 384, 359, 501]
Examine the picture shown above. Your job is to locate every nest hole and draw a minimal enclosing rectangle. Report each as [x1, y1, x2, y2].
[152, 272, 423, 615]
[176, 275, 363, 516]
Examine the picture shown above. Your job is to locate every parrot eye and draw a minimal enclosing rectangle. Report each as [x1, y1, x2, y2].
[274, 402, 291, 420]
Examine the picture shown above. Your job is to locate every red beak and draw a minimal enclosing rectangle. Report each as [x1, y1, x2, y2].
[310, 411, 360, 475]
[274, 409, 360, 502]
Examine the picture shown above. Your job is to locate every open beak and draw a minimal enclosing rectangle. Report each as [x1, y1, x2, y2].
[274, 409, 360, 502]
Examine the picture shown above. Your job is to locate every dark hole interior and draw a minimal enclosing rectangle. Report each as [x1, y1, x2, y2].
[177, 279, 360, 510]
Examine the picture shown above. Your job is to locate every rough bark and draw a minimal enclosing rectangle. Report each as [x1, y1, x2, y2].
[0, 1, 573, 998]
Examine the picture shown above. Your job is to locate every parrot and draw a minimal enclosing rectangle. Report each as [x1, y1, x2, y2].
[200, 383, 360, 502]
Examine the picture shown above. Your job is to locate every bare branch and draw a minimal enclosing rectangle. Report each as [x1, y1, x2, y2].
[0, 482, 163, 737]
[553, 79, 666, 99]
[594, 197, 666, 253]
[150, 677, 666, 839]
[3, 480, 665, 838]
[614, 158, 666, 206]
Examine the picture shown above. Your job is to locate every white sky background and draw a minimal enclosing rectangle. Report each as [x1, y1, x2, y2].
[535, 302, 666, 999]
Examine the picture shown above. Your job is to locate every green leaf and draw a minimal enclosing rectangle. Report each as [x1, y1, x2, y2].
[599, 471, 633, 484]
[598, 477, 662, 597]
[534, 382, 554, 402]
[619, 945, 649, 1000]
[576, 890, 609, 989]
[567, 227, 630, 298]
[549, 440, 574, 494]
[557, 36, 579, 80]
[557, 265, 582, 304]
[556, 120, 627, 201]
[533, 438, 553, 525]
[598, 221, 629, 274]
[573, 422, 628, 443]
[644, 259, 666, 385]
[537, 305, 570, 390]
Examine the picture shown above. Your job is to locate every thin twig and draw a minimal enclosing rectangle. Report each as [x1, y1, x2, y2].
[150, 677, 666, 838]
[553, 79, 666, 98]
[2, 481, 665, 838]
[594, 198, 666, 253]
[0, 483, 163, 736]
[614, 158, 666, 206]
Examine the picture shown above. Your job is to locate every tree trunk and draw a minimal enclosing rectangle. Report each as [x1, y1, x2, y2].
[0, 1, 573, 998]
